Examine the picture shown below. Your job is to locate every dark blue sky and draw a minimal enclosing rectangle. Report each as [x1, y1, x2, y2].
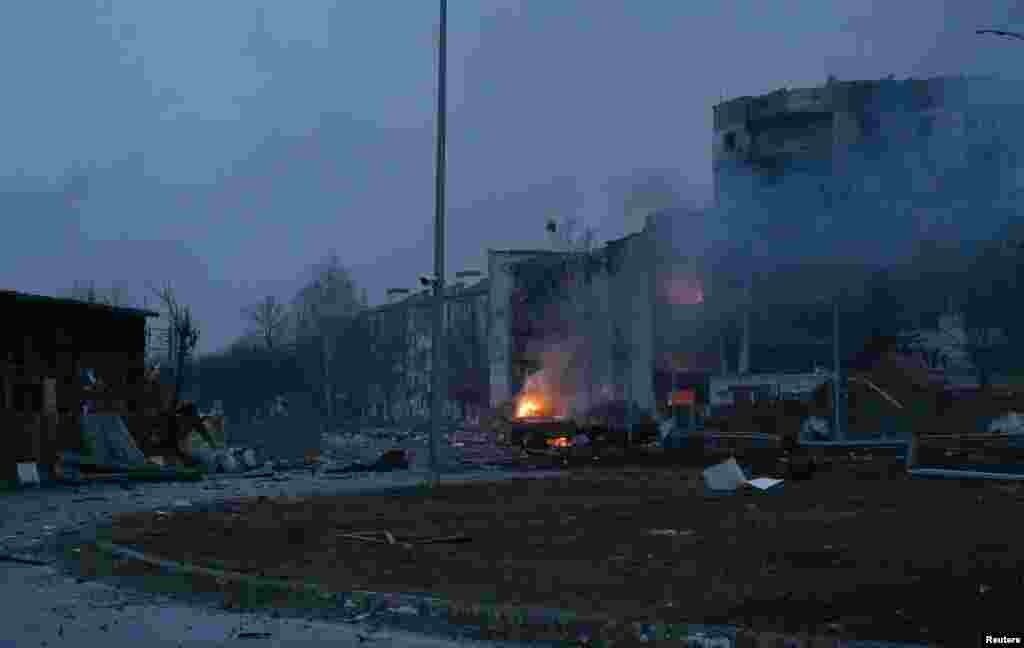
[3, 0, 1021, 351]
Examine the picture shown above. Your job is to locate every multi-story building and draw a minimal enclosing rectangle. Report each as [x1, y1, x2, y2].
[362, 279, 489, 423]
[714, 75, 1024, 257]
[487, 224, 658, 415]
[712, 75, 1024, 375]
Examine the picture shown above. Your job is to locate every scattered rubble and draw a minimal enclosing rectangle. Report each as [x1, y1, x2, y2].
[989, 412, 1024, 435]
[320, 449, 412, 475]
[702, 457, 785, 492]
[15, 462, 41, 487]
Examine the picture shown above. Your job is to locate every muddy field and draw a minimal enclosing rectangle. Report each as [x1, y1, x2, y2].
[103, 462, 1023, 644]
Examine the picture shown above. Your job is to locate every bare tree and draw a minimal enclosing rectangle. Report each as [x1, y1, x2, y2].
[546, 215, 597, 253]
[292, 251, 363, 422]
[149, 282, 201, 409]
[106, 282, 132, 308]
[242, 296, 289, 351]
[68, 280, 101, 303]
[68, 280, 134, 307]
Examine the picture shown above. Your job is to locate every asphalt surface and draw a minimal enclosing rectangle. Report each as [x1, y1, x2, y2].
[0, 466, 564, 648]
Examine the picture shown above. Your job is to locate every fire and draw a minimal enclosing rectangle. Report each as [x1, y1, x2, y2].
[516, 395, 546, 418]
[547, 436, 570, 448]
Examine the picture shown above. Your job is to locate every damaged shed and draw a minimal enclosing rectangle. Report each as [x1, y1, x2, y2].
[0, 289, 159, 479]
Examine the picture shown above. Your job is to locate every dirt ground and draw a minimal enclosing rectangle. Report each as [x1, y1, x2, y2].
[103, 461, 1023, 644]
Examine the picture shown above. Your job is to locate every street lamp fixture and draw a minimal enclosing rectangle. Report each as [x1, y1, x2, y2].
[386, 288, 410, 304]
[977, 28, 1024, 41]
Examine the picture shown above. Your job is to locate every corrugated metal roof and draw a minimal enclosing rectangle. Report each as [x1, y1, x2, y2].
[0, 289, 161, 318]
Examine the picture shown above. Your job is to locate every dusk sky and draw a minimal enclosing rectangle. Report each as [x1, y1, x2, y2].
[3, 0, 1022, 352]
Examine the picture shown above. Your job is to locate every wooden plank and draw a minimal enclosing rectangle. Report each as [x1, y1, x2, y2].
[919, 433, 1012, 441]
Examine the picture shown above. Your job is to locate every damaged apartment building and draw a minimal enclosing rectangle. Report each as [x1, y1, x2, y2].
[488, 74, 1024, 419]
[488, 219, 681, 418]
[487, 206, 726, 420]
[712, 74, 1024, 384]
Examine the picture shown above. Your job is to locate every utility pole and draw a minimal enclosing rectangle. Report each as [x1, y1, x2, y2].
[429, 0, 448, 488]
[833, 296, 844, 441]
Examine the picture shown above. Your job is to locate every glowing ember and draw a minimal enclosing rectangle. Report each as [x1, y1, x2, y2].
[546, 436, 570, 448]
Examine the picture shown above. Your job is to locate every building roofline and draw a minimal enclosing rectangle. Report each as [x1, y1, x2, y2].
[713, 74, 1019, 111]
[364, 279, 489, 315]
[0, 289, 161, 318]
[606, 231, 644, 246]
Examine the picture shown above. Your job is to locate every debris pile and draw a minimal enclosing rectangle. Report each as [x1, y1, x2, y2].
[989, 412, 1024, 435]
[702, 457, 784, 492]
[44, 366, 263, 482]
[443, 428, 528, 466]
[319, 423, 528, 472]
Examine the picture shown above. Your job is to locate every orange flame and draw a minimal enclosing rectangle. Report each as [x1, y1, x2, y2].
[516, 395, 546, 418]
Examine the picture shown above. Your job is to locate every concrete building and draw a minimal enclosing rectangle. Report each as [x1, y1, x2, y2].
[486, 249, 563, 408]
[712, 75, 1024, 375]
[714, 75, 1024, 259]
[487, 226, 657, 415]
[363, 279, 489, 423]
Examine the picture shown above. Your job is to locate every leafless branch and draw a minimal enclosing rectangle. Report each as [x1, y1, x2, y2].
[242, 296, 289, 350]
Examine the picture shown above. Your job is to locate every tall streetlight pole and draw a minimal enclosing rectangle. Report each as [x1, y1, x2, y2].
[429, 0, 448, 488]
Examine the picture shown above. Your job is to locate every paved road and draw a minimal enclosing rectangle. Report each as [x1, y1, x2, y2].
[0, 562, 509, 647]
[0, 468, 564, 648]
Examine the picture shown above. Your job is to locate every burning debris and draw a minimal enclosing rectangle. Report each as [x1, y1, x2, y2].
[515, 386, 553, 419]
[513, 343, 582, 420]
